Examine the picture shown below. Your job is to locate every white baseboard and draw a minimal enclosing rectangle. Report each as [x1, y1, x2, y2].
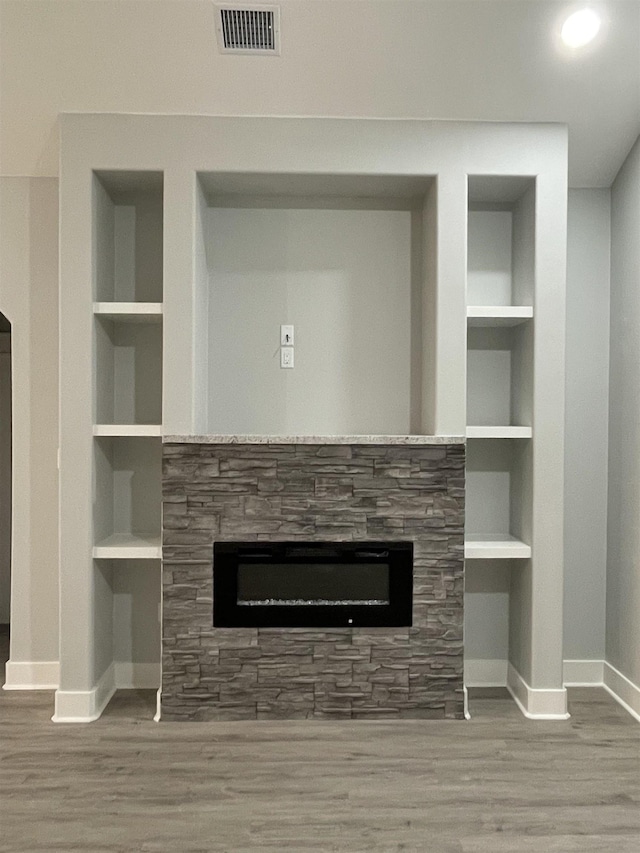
[506, 662, 569, 719]
[466, 658, 608, 691]
[3, 659, 59, 690]
[563, 659, 605, 686]
[114, 662, 160, 689]
[52, 663, 115, 723]
[465, 659, 569, 718]
[464, 658, 508, 687]
[603, 661, 640, 723]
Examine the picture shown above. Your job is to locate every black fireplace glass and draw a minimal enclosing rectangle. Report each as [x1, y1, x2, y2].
[214, 541, 412, 628]
[237, 562, 390, 606]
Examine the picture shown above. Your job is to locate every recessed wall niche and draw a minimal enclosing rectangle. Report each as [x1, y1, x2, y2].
[465, 438, 532, 545]
[93, 171, 164, 303]
[93, 559, 161, 690]
[94, 317, 162, 426]
[467, 325, 533, 428]
[467, 176, 535, 308]
[195, 172, 436, 436]
[93, 436, 162, 549]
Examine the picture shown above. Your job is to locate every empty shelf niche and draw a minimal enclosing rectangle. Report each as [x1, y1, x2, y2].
[467, 324, 532, 429]
[464, 561, 511, 686]
[93, 171, 163, 303]
[94, 559, 161, 691]
[94, 316, 162, 426]
[94, 436, 161, 554]
[467, 176, 535, 308]
[465, 438, 531, 552]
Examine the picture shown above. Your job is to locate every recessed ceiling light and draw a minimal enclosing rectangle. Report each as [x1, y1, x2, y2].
[561, 8, 601, 48]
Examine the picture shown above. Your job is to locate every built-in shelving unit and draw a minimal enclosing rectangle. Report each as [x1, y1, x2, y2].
[89, 170, 164, 706]
[57, 116, 567, 722]
[464, 175, 539, 694]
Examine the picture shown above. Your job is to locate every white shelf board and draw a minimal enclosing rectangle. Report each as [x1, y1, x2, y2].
[467, 306, 533, 326]
[93, 424, 162, 437]
[93, 533, 162, 560]
[94, 302, 163, 323]
[466, 426, 532, 439]
[465, 536, 532, 560]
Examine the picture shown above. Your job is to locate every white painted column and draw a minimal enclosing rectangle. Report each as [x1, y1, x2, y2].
[432, 171, 467, 437]
[55, 161, 98, 717]
[529, 167, 568, 692]
[163, 169, 206, 434]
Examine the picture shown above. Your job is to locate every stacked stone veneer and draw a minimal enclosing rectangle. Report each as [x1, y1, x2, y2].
[162, 442, 465, 721]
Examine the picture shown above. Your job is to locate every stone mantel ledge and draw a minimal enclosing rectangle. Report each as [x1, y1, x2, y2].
[164, 434, 465, 445]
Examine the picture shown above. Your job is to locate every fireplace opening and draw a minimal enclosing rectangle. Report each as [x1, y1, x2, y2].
[213, 542, 413, 628]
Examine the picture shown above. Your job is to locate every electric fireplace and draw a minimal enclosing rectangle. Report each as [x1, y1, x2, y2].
[213, 541, 413, 628]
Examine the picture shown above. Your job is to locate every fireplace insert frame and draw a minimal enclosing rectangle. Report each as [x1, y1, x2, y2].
[213, 541, 413, 628]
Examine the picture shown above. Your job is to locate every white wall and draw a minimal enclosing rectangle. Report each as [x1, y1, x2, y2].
[1, 1, 638, 186]
[564, 189, 610, 662]
[0, 178, 59, 674]
[206, 206, 412, 435]
[607, 135, 640, 688]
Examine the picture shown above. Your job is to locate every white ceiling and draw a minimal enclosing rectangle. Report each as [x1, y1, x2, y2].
[0, 0, 638, 185]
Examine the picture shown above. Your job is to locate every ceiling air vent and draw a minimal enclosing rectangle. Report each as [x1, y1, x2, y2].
[216, 5, 280, 55]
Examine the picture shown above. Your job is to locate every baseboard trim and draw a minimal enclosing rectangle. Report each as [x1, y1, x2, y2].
[506, 663, 569, 719]
[603, 661, 640, 723]
[3, 659, 59, 690]
[563, 659, 605, 686]
[114, 662, 160, 689]
[462, 685, 470, 719]
[52, 663, 115, 723]
[464, 658, 508, 687]
[466, 658, 607, 691]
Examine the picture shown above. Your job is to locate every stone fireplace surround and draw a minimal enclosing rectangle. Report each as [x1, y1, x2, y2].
[161, 436, 465, 721]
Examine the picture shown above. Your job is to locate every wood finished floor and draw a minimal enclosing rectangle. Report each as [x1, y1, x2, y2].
[1, 632, 639, 852]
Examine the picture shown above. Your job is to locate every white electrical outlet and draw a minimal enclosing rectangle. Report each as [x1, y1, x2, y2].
[280, 324, 294, 346]
[280, 346, 294, 368]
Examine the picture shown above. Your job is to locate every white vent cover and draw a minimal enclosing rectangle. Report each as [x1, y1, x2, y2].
[216, 5, 280, 54]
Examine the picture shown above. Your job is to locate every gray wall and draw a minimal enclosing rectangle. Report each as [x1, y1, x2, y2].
[206, 206, 412, 435]
[607, 135, 640, 686]
[0, 177, 59, 668]
[563, 189, 610, 661]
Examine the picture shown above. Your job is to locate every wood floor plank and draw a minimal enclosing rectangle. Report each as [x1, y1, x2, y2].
[1, 635, 638, 853]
